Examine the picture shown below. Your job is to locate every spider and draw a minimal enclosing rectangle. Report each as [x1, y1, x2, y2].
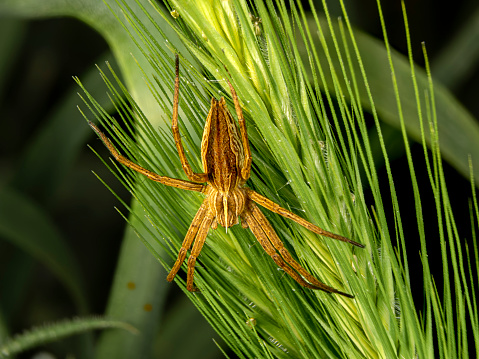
[89, 55, 364, 298]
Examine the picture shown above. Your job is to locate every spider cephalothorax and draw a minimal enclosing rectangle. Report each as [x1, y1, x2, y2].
[89, 54, 364, 297]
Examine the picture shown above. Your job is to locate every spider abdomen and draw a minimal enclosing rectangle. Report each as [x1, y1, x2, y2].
[205, 186, 247, 228]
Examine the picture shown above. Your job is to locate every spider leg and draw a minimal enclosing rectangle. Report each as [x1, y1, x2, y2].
[225, 76, 252, 181]
[186, 211, 215, 291]
[243, 208, 325, 291]
[89, 121, 205, 193]
[167, 200, 208, 282]
[248, 189, 364, 248]
[172, 54, 208, 183]
[249, 203, 354, 298]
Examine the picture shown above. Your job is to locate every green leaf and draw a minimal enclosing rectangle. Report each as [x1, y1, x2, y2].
[12, 52, 117, 201]
[0, 316, 137, 358]
[432, 6, 479, 90]
[0, 18, 26, 100]
[153, 296, 224, 359]
[0, 310, 8, 347]
[303, 15, 479, 187]
[93, 201, 168, 359]
[0, 187, 87, 312]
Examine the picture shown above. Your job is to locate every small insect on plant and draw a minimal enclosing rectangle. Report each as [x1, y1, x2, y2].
[89, 55, 364, 298]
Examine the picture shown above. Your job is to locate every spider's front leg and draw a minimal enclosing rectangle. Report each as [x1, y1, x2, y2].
[224, 74, 252, 181]
[172, 55, 208, 183]
[88, 121, 205, 192]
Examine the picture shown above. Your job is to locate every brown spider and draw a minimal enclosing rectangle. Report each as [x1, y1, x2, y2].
[89, 55, 364, 298]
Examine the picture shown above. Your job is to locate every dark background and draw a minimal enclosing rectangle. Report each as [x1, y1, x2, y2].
[0, 0, 478, 357]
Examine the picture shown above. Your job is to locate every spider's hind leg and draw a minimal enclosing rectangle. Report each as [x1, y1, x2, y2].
[248, 189, 364, 248]
[243, 209, 319, 290]
[239, 213, 249, 229]
[246, 203, 354, 298]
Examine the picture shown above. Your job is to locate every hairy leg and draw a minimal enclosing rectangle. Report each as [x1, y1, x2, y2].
[186, 211, 215, 291]
[224, 77, 252, 181]
[243, 209, 336, 292]
[248, 189, 364, 248]
[167, 200, 209, 282]
[171, 55, 208, 183]
[250, 204, 353, 298]
[89, 121, 205, 192]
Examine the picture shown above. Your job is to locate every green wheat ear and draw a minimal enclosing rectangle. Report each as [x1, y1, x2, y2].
[76, 0, 478, 357]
